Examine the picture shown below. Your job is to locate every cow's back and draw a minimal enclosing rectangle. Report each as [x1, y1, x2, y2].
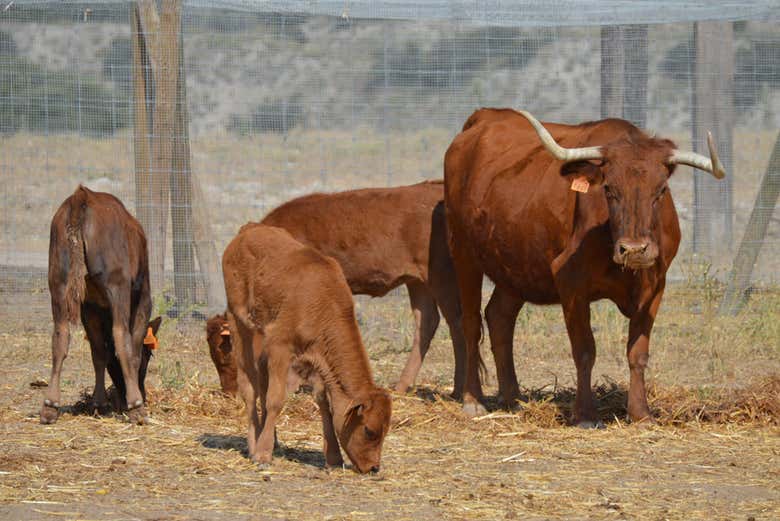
[261, 181, 445, 296]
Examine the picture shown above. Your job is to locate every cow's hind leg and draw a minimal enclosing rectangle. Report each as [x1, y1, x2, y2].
[430, 271, 467, 400]
[448, 236, 487, 417]
[395, 282, 440, 394]
[485, 287, 523, 408]
[315, 390, 344, 468]
[560, 299, 602, 428]
[106, 284, 146, 424]
[82, 304, 111, 414]
[40, 318, 71, 424]
[254, 340, 292, 467]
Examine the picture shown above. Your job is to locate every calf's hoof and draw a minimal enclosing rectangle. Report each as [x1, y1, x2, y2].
[393, 381, 412, 394]
[576, 419, 605, 430]
[92, 401, 112, 416]
[462, 401, 487, 418]
[127, 401, 149, 425]
[39, 400, 60, 424]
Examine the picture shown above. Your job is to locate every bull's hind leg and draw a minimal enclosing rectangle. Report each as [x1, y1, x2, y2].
[81, 304, 110, 414]
[106, 284, 146, 424]
[315, 389, 344, 468]
[40, 317, 71, 424]
[432, 277, 467, 400]
[448, 234, 487, 417]
[485, 287, 523, 408]
[560, 299, 602, 428]
[395, 282, 440, 394]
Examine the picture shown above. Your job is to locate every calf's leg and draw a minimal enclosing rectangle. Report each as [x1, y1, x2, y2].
[395, 282, 440, 394]
[228, 312, 263, 458]
[40, 318, 70, 424]
[254, 342, 292, 466]
[82, 305, 110, 413]
[315, 390, 344, 468]
[485, 287, 523, 407]
[107, 285, 146, 424]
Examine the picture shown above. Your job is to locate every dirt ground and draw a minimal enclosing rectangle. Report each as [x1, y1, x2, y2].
[0, 286, 778, 521]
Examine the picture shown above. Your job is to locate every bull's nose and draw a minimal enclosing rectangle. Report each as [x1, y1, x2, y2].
[618, 240, 648, 256]
[369, 465, 380, 474]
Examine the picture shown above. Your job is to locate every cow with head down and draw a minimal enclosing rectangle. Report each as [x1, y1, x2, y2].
[206, 313, 237, 396]
[444, 108, 725, 425]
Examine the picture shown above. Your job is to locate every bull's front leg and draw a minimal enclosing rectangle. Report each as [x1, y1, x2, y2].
[626, 287, 665, 423]
[560, 298, 602, 428]
[40, 319, 71, 424]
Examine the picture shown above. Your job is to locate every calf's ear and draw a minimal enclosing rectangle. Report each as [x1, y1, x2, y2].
[560, 160, 605, 186]
[149, 316, 163, 335]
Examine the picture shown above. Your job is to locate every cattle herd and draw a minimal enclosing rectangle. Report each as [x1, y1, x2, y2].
[40, 108, 725, 473]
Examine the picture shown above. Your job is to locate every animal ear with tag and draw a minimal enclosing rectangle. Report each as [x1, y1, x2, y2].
[560, 160, 605, 190]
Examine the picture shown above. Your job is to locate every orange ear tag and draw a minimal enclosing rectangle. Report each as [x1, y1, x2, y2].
[143, 327, 159, 350]
[571, 176, 590, 193]
[220, 328, 230, 337]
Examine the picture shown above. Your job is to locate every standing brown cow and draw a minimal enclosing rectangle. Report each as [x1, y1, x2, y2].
[222, 223, 392, 472]
[205, 313, 237, 396]
[259, 181, 465, 396]
[445, 108, 725, 424]
[43, 186, 161, 425]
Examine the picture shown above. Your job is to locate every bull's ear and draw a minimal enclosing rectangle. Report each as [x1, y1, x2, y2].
[560, 159, 605, 186]
[149, 316, 162, 335]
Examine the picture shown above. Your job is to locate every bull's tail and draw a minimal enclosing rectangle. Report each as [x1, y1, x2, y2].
[64, 186, 89, 323]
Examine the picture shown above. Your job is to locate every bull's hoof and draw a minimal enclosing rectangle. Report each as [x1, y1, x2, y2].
[462, 401, 487, 418]
[496, 394, 522, 411]
[40, 400, 60, 424]
[325, 459, 345, 470]
[393, 382, 412, 394]
[576, 419, 605, 430]
[449, 390, 463, 401]
[127, 404, 149, 425]
[92, 401, 112, 416]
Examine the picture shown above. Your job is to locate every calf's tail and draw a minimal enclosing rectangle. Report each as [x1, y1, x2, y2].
[64, 186, 89, 323]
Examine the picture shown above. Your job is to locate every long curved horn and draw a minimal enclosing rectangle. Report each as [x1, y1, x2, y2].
[516, 110, 603, 163]
[668, 131, 726, 179]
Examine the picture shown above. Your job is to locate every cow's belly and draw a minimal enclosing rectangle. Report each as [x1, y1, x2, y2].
[471, 227, 561, 305]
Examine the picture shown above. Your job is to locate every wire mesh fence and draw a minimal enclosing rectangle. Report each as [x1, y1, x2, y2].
[1, 1, 779, 333]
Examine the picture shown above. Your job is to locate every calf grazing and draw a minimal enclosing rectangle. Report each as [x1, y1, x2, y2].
[206, 313, 237, 396]
[222, 224, 392, 472]
[261, 181, 465, 396]
[43, 185, 160, 425]
[444, 108, 725, 422]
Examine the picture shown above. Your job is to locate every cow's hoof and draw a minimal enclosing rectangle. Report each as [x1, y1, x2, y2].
[127, 404, 149, 425]
[449, 390, 463, 401]
[255, 462, 271, 471]
[393, 382, 412, 394]
[576, 419, 605, 430]
[629, 415, 657, 428]
[92, 401, 112, 416]
[462, 401, 487, 418]
[325, 458, 345, 470]
[40, 400, 60, 424]
[496, 394, 522, 411]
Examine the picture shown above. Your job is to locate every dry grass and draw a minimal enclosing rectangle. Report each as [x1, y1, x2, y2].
[0, 288, 778, 520]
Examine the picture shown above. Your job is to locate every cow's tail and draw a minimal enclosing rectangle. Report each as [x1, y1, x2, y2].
[64, 186, 89, 323]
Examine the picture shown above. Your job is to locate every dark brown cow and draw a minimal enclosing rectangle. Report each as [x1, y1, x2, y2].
[42, 186, 161, 425]
[444, 108, 725, 424]
[222, 224, 392, 472]
[260, 181, 465, 396]
[205, 313, 237, 396]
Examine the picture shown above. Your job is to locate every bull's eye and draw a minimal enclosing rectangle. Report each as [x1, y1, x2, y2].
[364, 426, 378, 441]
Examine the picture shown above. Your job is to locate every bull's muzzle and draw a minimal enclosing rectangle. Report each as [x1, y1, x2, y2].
[614, 239, 658, 269]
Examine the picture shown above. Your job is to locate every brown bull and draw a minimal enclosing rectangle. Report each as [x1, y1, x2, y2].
[260, 181, 465, 396]
[43, 186, 161, 425]
[222, 224, 392, 472]
[444, 108, 725, 424]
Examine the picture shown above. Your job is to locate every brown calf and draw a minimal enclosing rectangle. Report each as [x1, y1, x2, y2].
[43, 186, 160, 425]
[261, 181, 465, 396]
[222, 224, 392, 472]
[205, 313, 237, 396]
